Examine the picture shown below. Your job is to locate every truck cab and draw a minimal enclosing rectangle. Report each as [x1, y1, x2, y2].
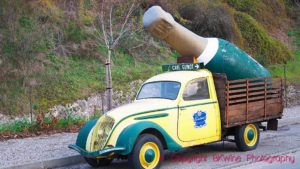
[69, 64, 283, 169]
[137, 69, 221, 143]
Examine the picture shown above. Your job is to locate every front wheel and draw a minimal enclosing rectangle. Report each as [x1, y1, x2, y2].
[84, 157, 112, 167]
[235, 123, 260, 151]
[129, 134, 164, 169]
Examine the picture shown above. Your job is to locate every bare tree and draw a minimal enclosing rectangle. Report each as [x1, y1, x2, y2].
[94, 0, 138, 111]
[293, 0, 300, 7]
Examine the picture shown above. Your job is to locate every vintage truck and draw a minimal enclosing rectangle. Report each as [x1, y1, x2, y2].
[68, 63, 283, 169]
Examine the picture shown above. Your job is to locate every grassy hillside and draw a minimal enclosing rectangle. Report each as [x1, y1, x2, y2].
[0, 0, 299, 116]
[269, 29, 300, 83]
[171, 0, 293, 63]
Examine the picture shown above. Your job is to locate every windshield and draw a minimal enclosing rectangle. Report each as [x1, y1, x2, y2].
[137, 81, 181, 100]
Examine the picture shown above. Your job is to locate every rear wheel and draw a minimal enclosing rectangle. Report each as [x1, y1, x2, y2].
[235, 123, 260, 151]
[129, 134, 163, 169]
[84, 157, 112, 167]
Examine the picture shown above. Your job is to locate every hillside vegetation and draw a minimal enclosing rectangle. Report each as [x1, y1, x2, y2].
[0, 0, 299, 116]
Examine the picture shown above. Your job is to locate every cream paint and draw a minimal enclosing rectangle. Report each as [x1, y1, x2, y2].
[143, 5, 175, 31]
[143, 6, 208, 58]
[86, 126, 94, 151]
[143, 6, 270, 81]
[177, 75, 220, 141]
[178, 99, 218, 141]
[84, 70, 222, 152]
[107, 99, 178, 122]
[105, 109, 221, 149]
[101, 70, 222, 150]
[145, 70, 212, 84]
[197, 38, 219, 65]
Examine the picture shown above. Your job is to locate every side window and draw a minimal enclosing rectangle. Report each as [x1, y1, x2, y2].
[183, 78, 210, 101]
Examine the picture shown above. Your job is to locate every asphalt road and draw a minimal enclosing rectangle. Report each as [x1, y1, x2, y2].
[234, 150, 300, 169]
[57, 121, 300, 169]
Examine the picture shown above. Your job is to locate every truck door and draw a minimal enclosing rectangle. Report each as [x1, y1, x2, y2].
[178, 77, 218, 142]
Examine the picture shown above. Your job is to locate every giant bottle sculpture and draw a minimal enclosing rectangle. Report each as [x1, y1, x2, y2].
[143, 6, 270, 80]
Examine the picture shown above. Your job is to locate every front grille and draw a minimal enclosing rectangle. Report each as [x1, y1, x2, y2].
[92, 115, 115, 151]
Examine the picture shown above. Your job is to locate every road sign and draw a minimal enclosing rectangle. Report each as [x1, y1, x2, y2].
[162, 63, 204, 72]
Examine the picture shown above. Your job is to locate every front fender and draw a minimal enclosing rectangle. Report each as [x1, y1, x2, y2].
[75, 119, 98, 150]
[116, 121, 182, 155]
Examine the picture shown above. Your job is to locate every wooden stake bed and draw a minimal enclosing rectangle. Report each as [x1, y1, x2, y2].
[213, 74, 284, 128]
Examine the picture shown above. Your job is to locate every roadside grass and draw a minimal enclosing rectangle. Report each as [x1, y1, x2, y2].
[268, 51, 300, 84]
[268, 29, 300, 84]
[0, 47, 174, 137]
[34, 51, 173, 111]
[1, 49, 175, 115]
[0, 119, 33, 133]
[0, 112, 102, 139]
[0, 116, 85, 134]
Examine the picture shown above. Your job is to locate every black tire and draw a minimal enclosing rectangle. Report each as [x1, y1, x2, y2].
[84, 157, 112, 168]
[235, 123, 260, 151]
[128, 134, 164, 169]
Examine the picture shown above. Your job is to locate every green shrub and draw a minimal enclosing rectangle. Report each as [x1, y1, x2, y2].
[226, 0, 287, 29]
[178, 1, 242, 43]
[0, 0, 297, 117]
[234, 12, 292, 64]
[65, 21, 85, 43]
[268, 28, 300, 83]
[227, 0, 260, 13]
[19, 16, 32, 29]
[0, 118, 32, 133]
[56, 114, 85, 129]
[0, 115, 86, 134]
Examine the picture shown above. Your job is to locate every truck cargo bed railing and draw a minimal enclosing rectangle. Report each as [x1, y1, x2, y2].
[213, 74, 284, 128]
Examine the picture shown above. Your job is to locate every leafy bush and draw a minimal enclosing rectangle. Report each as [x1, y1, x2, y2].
[0, 110, 86, 134]
[178, 2, 241, 42]
[0, 119, 32, 133]
[234, 12, 292, 64]
[65, 21, 85, 43]
[0, 0, 297, 117]
[226, 0, 287, 30]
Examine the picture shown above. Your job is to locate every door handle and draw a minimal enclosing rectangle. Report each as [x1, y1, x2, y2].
[180, 107, 186, 110]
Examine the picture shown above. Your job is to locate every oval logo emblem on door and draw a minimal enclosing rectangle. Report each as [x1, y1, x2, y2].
[193, 111, 207, 128]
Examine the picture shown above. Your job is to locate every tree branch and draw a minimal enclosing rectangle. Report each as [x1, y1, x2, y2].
[109, 5, 114, 43]
[93, 22, 106, 42]
[99, 2, 109, 48]
[111, 1, 136, 49]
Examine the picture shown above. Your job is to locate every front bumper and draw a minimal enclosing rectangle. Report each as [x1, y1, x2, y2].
[68, 144, 125, 158]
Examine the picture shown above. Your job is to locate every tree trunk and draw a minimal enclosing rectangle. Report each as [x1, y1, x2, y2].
[106, 49, 113, 111]
[29, 86, 33, 123]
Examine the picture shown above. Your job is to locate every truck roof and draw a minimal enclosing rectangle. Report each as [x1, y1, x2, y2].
[145, 69, 212, 84]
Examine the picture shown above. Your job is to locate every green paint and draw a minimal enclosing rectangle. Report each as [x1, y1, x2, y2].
[134, 113, 169, 120]
[205, 39, 271, 80]
[103, 101, 217, 149]
[247, 129, 255, 141]
[179, 101, 217, 108]
[145, 149, 155, 163]
[116, 121, 182, 155]
[75, 119, 97, 149]
[103, 106, 178, 147]
[162, 63, 204, 71]
[68, 144, 125, 158]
